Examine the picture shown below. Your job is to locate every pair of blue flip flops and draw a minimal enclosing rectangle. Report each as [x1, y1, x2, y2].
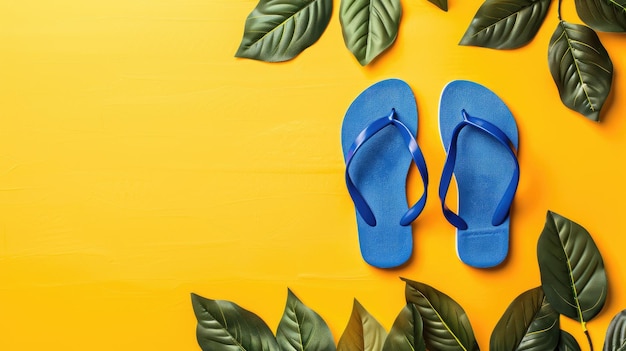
[341, 79, 519, 269]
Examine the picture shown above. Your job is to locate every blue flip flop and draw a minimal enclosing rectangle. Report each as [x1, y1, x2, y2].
[341, 79, 428, 268]
[438, 80, 519, 268]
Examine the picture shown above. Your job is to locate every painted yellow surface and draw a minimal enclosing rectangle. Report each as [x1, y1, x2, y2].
[1, 0, 625, 349]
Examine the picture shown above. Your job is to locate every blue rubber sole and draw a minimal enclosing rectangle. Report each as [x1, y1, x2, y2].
[341, 79, 418, 268]
[439, 80, 519, 268]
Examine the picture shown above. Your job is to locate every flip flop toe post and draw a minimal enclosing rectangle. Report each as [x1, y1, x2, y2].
[439, 80, 519, 268]
[341, 79, 428, 268]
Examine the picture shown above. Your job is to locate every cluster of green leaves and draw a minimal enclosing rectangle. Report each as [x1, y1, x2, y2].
[191, 211, 620, 350]
[235, 0, 623, 121]
[457, 0, 622, 121]
[190, 280, 480, 351]
[235, 0, 446, 66]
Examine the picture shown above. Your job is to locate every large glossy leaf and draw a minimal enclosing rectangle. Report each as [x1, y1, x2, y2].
[191, 293, 280, 351]
[575, 0, 626, 32]
[339, 0, 401, 65]
[557, 331, 582, 351]
[603, 310, 626, 351]
[403, 278, 479, 351]
[382, 304, 426, 351]
[459, 0, 551, 49]
[537, 211, 608, 325]
[490, 287, 560, 351]
[548, 21, 613, 122]
[337, 299, 387, 351]
[276, 289, 336, 351]
[235, 0, 332, 62]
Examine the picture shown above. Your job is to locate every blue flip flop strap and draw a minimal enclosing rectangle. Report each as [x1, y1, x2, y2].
[345, 109, 429, 227]
[439, 109, 520, 230]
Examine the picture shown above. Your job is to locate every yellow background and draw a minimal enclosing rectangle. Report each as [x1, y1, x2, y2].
[1, 0, 625, 349]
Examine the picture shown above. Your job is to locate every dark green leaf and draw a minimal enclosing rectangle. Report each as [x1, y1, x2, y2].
[337, 300, 387, 351]
[603, 310, 626, 351]
[547, 21, 613, 121]
[575, 0, 626, 32]
[428, 0, 448, 12]
[191, 293, 280, 351]
[339, 0, 401, 65]
[490, 287, 560, 351]
[403, 278, 479, 351]
[537, 211, 608, 324]
[382, 304, 426, 351]
[459, 0, 551, 49]
[276, 289, 336, 351]
[235, 0, 332, 62]
[557, 330, 581, 351]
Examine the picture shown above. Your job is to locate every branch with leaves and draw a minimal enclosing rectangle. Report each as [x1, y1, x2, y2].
[460, 0, 622, 121]
[235, 0, 623, 121]
[235, 0, 446, 65]
[191, 210, 619, 351]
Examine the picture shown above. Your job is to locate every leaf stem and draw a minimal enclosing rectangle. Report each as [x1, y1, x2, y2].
[585, 329, 593, 351]
[557, 0, 562, 20]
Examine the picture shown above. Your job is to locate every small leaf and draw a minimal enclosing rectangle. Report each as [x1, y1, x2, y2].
[382, 304, 426, 351]
[337, 299, 387, 351]
[191, 293, 280, 351]
[490, 287, 560, 351]
[548, 21, 613, 121]
[403, 278, 479, 351]
[575, 0, 626, 32]
[235, 0, 333, 62]
[428, 0, 449, 12]
[537, 211, 608, 324]
[459, 0, 552, 49]
[276, 289, 336, 351]
[603, 309, 626, 351]
[339, 0, 401, 65]
[557, 330, 582, 351]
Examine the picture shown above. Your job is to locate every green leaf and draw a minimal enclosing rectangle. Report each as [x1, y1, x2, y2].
[490, 287, 560, 351]
[235, 0, 332, 62]
[191, 293, 280, 351]
[557, 330, 581, 351]
[276, 289, 336, 351]
[603, 310, 626, 351]
[403, 278, 479, 351]
[382, 304, 426, 351]
[547, 21, 613, 122]
[428, 0, 449, 12]
[337, 299, 387, 351]
[339, 0, 401, 65]
[575, 0, 626, 32]
[537, 211, 608, 325]
[459, 0, 551, 49]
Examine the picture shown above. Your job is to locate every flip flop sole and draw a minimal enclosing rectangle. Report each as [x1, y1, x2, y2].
[341, 79, 418, 268]
[439, 80, 519, 268]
